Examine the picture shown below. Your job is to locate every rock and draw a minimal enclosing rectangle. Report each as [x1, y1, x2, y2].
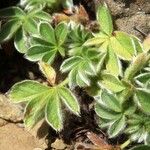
[0, 123, 44, 150]
[28, 120, 49, 149]
[51, 139, 67, 150]
[0, 118, 7, 127]
[115, 14, 150, 40]
[0, 94, 23, 123]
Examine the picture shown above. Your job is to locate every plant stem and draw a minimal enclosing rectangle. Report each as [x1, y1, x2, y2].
[59, 78, 69, 87]
[120, 139, 131, 150]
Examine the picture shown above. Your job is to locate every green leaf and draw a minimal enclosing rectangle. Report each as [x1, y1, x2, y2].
[124, 101, 136, 115]
[55, 22, 68, 45]
[26, 45, 50, 61]
[110, 31, 135, 60]
[39, 22, 56, 44]
[23, 18, 37, 34]
[14, 27, 28, 53]
[42, 50, 56, 64]
[132, 36, 143, 53]
[84, 37, 107, 47]
[68, 68, 77, 88]
[33, 10, 52, 22]
[108, 115, 126, 138]
[77, 69, 90, 86]
[95, 52, 106, 73]
[135, 88, 150, 114]
[24, 96, 45, 128]
[46, 92, 63, 131]
[60, 56, 82, 72]
[76, 72, 87, 87]
[130, 145, 150, 150]
[97, 3, 113, 35]
[99, 90, 122, 112]
[135, 73, 150, 87]
[0, 19, 21, 43]
[9, 80, 50, 103]
[59, 87, 80, 115]
[30, 36, 51, 46]
[95, 103, 121, 120]
[106, 46, 122, 76]
[0, 7, 25, 18]
[100, 73, 125, 93]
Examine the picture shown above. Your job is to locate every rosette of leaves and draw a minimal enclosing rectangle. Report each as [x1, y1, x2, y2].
[60, 24, 106, 87]
[60, 48, 106, 87]
[26, 22, 68, 64]
[9, 62, 80, 131]
[67, 24, 92, 56]
[0, 7, 51, 53]
[95, 90, 136, 138]
[84, 3, 143, 76]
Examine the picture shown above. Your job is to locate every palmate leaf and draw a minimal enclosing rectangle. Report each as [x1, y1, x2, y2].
[27, 22, 68, 63]
[68, 24, 92, 56]
[0, 6, 52, 53]
[94, 90, 137, 138]
[9, 80, 80, 131]
[60, 54, 97, 87]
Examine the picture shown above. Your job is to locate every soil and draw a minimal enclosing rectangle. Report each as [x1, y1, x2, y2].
[0, 0, 149, 150]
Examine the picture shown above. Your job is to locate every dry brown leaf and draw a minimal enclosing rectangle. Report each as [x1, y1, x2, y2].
[53, 5, 89, 25]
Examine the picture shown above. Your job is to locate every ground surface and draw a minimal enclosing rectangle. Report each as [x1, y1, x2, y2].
[0, 0, 150, 150]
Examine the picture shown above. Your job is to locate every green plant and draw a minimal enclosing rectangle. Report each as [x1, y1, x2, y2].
[9, 62, 80, 131]
[20, 0, 74, 13]
[0, 1, 150, 149]
[0, 7, 51, 53]
[84, 4, 143, 77]
[26, 22, 68, 63]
